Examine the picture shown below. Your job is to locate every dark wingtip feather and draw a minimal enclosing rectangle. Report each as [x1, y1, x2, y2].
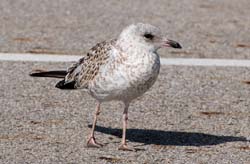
[55, 80, 76, 89]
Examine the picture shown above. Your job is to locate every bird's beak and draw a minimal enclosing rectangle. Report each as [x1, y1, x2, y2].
[162, 39, 182, 49]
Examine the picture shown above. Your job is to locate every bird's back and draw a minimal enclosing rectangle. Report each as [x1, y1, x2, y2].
[56, 39, 117, 90]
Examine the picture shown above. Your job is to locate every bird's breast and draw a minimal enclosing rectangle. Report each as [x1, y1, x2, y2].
[125, 51, 160, 84]
[89, 51, 160, 102]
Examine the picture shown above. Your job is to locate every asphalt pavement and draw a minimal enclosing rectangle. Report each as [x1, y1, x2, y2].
[0, 61, 250, 163]
[1, 0, 250, 163]
[0, 0, 250, 59]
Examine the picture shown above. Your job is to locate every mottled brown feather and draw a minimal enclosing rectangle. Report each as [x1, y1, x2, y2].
[65, 39, 117, 88]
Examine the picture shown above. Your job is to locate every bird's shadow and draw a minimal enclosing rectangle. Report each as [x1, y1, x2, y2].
[88, 125, 248, 146]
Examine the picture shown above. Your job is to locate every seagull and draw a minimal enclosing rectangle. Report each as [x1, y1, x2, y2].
[30, 23, 182, 151]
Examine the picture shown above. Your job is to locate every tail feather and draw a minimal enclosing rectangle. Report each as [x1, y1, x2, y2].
[30, 69, 76, 90]
[29, 69, 67, 78]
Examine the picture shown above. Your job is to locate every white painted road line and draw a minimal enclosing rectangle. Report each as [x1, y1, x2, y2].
[0, 53, 79, 62]
[1, 53, 250, 67]
[160, 58, 250, 67]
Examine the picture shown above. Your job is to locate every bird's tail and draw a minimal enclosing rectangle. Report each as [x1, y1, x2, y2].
[29, 69, 67, 78]
[30, 69, 76, 89]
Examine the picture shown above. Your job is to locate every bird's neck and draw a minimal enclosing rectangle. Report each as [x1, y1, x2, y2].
[114, 40, 159, 66]
[116, 39, 156, 55]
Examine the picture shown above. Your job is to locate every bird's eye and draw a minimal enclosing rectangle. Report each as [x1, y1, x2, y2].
[144, 33, 154, 40]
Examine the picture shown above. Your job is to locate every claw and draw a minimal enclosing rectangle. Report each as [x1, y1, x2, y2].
[87, 137, 103, 148]
[118, 144, 135, 151]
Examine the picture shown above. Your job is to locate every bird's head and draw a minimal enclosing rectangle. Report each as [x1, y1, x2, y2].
[118, 23, 182, 52]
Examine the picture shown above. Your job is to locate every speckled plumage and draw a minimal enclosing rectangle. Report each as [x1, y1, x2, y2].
[65, 39, 117, 89]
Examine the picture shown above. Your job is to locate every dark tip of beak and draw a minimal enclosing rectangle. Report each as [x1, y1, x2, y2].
[173, 42, 182, 49]
[167, 40, 182, 49]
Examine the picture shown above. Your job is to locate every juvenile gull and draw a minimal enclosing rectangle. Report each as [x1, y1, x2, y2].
[30, 23, 182, 151]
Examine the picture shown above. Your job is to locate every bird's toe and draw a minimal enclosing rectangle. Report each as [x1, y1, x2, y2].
[118, 144, 135, 151]
[86, 137, 103, 148]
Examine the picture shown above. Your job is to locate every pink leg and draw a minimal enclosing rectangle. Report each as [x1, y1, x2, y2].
[87, 102, 103, 148]
[118, 103, 135, 151]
